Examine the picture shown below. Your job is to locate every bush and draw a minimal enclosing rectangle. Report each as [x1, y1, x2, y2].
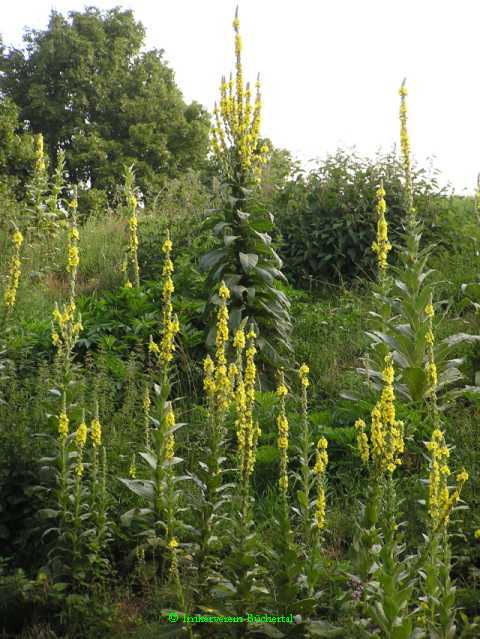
[275, 148, 451, 287]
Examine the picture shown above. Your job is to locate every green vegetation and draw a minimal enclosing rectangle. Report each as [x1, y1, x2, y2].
[0, 5, 479, 639]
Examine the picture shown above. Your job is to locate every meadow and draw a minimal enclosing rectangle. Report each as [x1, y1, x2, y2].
[1, 7, 480, 639]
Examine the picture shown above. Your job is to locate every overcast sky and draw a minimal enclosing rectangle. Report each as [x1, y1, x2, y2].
[2, 0, 479, 193]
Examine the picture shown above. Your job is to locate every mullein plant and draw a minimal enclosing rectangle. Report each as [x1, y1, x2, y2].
[293, 363, 330, 597]
[190, 281, 235, 601]
[350, 80, 480, 411]
[201, 7, 291, 370]
[88, 400, 111, 582]
[222, 325, 267, 614]
[352, 355, 416, 639]
[2, 226, 24, 314]
[120, 234, 187, 606]
[26, 134, 65, 251]
[0, 226, 24, 407]
[27, 133, 49, 239]
[122, 165, 140, 288]
[38, 189, 86, 583]
[416, 300, 470, 638]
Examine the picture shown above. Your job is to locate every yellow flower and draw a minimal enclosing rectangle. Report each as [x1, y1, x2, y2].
[68, 246, 79, 271]
[426, 362, 437, 387]
[149, 336, 160, 355]
[456, 469, 469, 484]
[299, 363, 310, 387]
[125, 280, 133, 289]
[75, 462, 84, 478]
[233, 328, 246, 350]
[425, 303, 434, 318]
[13, 230, 23, 248]
[162, 238, 173, 253]
[474, 529, 480, 539]
[219, 281, 230, 300]
[165, 434, 175, 461]
[315, 487, 326, 530]
[58, 412, 69, 440]
[165, 406, 176, 429]
[314, 438, 329, 475]
[276, 383, 288, 398]
[75, 421, 88, 449]
[167, 537, 178, 550]
[425, 329, 435, 345]
[91, 418, 102, 447]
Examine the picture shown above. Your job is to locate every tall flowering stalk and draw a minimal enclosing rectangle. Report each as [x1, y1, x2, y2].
[313, 437, 328, 535]
[211, 8, 268, 184]
[3, 227, 23, 313]
[201, 7, 291, 368]
[143, 382, 151, 449]
[123, 165, 140, 288]
[71, 412, 87, 577]
[192, 281, 235, 597]
[237, 327, 260, 510]
[27, 133, 49, 238]
[371, 181, 392, 276]
[418, 300, 470, 636]
[51, 189, 82, 378]
[354, 353, 405, 477]
[276, 370, 289, 512]
[352, 355, 415, 639]
[399, 80, 414, 231]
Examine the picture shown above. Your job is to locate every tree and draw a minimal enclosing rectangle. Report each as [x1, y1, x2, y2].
[0, 96, 35, 201]
[0, 6, 210, 202]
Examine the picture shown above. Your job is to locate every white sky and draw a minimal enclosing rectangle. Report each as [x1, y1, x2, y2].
[2, 0, 479, 193]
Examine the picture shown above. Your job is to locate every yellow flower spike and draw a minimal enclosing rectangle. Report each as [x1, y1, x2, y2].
[299, 363, 310, 388]
[399, 79, 414, 223]
[58, 412, 69, 440]
[74, 462, 84, 479]
[425, 303, 434, 318]
[233, 327, 246, 351]
[12, 230, 23, 248]
[164, 405, 176, 462]
[474, 529, 480, 539]
[372, 180, 392, 273]
[354, 418, 370, 465]
[3, 227, 24, 311]
[91, 417, 102, 448]
[276, 383, 288, 398]
[75, 421, 88, 449]
[203, 355, 216, 398]
[426, 362, 438, 388]
[212, 9, 264, 183]
[367, 353, 404, 474]
[315, 487, 326, 530]
[167, 537, 178, 550]
[456, 469, 469, 484]
[276, 369, 289, 494]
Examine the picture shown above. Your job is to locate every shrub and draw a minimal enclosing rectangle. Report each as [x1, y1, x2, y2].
[275, 148, 450, 287]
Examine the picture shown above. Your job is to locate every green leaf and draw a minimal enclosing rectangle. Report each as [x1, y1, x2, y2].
[139, 451, 157, 469]
[118, 478, 155, 500]
[401, 367, 428, 402]
[199, 248, 227, 271]
[239, 252, 259, 273]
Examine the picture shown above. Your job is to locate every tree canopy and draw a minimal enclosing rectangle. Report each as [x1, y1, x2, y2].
[0, 6, 210, 202]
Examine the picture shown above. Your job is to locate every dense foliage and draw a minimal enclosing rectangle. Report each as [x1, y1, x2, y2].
[0, 6, 479, 639]
[0, 7, 210, 203]
[275, 149, 451, 286]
